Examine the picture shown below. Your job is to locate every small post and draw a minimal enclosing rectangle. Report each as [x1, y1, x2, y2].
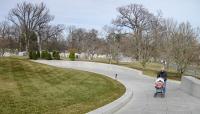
[115, 73, 118, 80]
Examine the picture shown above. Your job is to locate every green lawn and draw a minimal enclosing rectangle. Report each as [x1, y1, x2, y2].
[0, 57, 125, 114]
[78, 58, 181, 81]
[119, 62, 181, 81]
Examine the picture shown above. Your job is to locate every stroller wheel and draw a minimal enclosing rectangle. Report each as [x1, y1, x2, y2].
[154, 93, 157, 97]
[161, 94, 165, 98]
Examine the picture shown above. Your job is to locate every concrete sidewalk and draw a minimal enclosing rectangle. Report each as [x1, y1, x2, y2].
[35, 60, 200, 114]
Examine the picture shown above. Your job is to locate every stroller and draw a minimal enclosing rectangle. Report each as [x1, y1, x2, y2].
[154, 77, 165, 98]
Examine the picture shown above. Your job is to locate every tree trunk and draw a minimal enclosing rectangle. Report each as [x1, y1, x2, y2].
[36, 32, 42, 52]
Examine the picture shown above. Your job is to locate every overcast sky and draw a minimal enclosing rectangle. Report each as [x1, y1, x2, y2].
[0, 0, 199, 30]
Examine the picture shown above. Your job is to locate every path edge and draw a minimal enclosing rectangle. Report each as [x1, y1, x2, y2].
[87, 86, 133, 114]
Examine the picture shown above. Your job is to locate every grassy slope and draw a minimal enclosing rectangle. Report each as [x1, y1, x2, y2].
[120, 62, 181, 81]
[0, 57, 125, 114]
[78, 58, 181, 81]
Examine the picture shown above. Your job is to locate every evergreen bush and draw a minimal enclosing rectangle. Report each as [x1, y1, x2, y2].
[29, 51, 37, 60]
[69, 52, 75, 61]
[47, 52, 52, 60]
[32, 51, 37, 60]
[53, 51, 60, 60]
[36, 50, 40, 58]
[29, 51, 33, 59]
[41, 51, 48, 59]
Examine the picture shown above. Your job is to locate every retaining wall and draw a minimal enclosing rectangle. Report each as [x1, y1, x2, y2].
[181, 76, 200, 98]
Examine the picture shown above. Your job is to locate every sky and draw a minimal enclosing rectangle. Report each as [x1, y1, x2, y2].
[0, 0, 200, 31]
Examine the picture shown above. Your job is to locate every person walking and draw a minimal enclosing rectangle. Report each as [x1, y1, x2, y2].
[157, 66, 168, 95]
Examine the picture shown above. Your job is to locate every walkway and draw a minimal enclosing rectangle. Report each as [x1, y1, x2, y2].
[35, 60, 200, 114]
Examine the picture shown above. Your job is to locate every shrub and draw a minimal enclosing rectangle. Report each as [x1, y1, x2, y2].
[29, 51, 33, 59]
[69, 52, 75, 61]
[36, 50, 40, 58]
[47, 52, 52, 60]
[53, 51, 60, 60]
[29, 51, 37, 60]
[32, 51, 38, 60]
[53, 51, 56, 58]
[41, 50, 48, 59]
[41, 50, 53, 60]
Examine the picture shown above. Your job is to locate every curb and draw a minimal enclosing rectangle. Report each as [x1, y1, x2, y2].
[87, 86, 133, 114]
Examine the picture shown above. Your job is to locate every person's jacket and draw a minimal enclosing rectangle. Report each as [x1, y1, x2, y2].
[157, 71, 167, 81]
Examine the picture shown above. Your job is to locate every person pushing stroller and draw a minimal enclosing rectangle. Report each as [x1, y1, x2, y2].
[154, 66, 168, 97]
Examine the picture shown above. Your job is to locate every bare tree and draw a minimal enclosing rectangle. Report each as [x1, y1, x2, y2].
[149, 12, 166, 62]
[118, 34, 133, 57]
[66, 27, 102, 59]
[140, 30, 154, 67]
[0, 21, 9, 56]
[85, 29, 100, 60]
[159, 19, 178, 69]
[8, 2, 54, 52]
[66, 27, 87, 53]
[113, 4, 154, 61]
[170, 22, 198, 76]
[103, 26, 123, 64]
[39, 24, 64, 51]
[0, 21, 19, 56]
[66, 26, 76, 51]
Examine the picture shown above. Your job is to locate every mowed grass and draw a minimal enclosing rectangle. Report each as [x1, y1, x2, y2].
[120, 62, 181, 80]
[0, 57, 125, 114]
[79, 58, 181, 81]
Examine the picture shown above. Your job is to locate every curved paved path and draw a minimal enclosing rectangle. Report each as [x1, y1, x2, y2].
[35, 60, 200, 114]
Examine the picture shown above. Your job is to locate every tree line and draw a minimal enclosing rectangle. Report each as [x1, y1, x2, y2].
[0, 2, 200, 76]
[0, 2, 66, 55]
